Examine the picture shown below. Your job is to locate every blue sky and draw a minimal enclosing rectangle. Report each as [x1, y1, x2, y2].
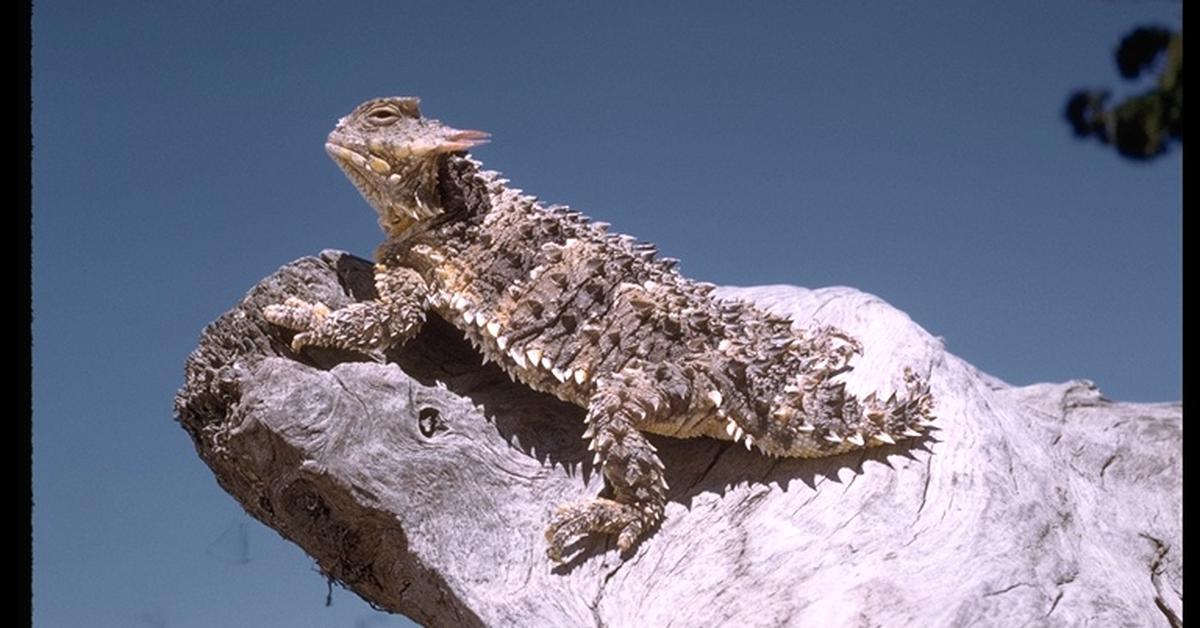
[34, 2, 1180, 627]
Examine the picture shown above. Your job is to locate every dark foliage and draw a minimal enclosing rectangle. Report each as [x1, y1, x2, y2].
[1064, 25, 1181, 161]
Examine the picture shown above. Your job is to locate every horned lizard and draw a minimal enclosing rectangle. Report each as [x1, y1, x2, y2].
[264, 97, 935, 561]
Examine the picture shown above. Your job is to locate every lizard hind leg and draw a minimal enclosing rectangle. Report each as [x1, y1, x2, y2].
[545, 363, 685, 562]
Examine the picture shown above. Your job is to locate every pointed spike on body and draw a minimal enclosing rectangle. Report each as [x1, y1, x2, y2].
[526, 348, 543, 366]
[744, 435, 754, 450]
[902, 428, 922, 438]
[510, 348, 527, 368]
[825, 433, 844, 444]
[573, 368, 588, 385]
[707, 390, 723, 407]
[847, 433, 866, 447]
[486, 321, 501, 337]
[541, 357, 553, 370]
[593, 453, 601, 465]
[582, 426, 594, 439]
[797, 423, 815, 433]
[496, 335, 509, 350]
[874, 432, 897, 445]
[725, 420, 737, 436]
[733, 426, 745, 442]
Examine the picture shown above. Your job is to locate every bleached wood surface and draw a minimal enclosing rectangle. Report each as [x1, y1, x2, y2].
[176, 250, 1182, 627]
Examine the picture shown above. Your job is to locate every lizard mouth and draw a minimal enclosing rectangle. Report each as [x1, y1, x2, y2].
[325, 132, 489, 235]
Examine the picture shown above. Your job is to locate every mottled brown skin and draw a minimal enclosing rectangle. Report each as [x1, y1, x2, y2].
[265, 97, 936, 561]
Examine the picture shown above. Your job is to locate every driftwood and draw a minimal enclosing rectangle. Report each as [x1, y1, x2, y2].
[175, 250, 1182, 627]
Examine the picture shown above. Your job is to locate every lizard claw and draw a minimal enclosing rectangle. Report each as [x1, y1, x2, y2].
[290, 331, 313, 353]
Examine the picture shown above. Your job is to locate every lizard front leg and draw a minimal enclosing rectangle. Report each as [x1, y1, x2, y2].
[264, 264, 428, 358]
[545, 362, 690, 561]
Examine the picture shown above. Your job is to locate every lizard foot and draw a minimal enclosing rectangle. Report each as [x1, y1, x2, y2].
[263, 299, 417, 356]
[263, 298, 334, 352]
[263, 297, 331, 330]
[263, 266, 428, 356]
[544, 497, 655, 562]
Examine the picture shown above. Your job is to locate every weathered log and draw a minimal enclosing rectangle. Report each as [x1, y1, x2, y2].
[175, 250, 1182, 627]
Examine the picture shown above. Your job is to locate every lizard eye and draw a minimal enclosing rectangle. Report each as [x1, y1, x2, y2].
[366, 106, 403, 126]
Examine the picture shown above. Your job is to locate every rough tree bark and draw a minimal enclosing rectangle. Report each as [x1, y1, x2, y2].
[175, 251, 1182, 628]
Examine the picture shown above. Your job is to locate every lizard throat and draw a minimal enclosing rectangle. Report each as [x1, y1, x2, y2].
[325, 142, 444, 237]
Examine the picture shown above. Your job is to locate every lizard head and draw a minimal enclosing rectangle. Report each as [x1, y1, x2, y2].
[325, 97, 489, 236]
